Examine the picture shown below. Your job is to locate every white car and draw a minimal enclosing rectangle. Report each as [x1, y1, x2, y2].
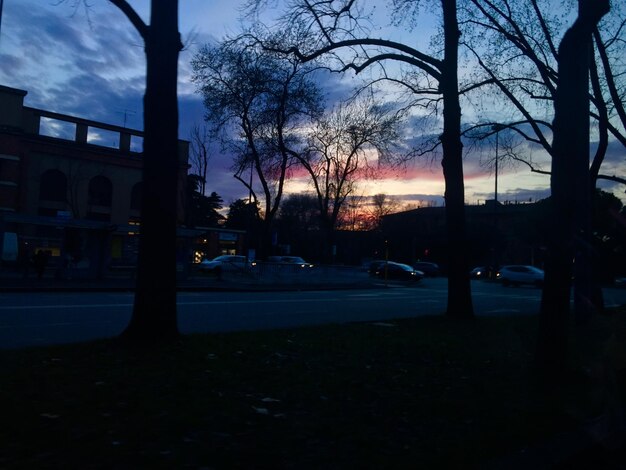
[267, 256, 314, 267]
[497, 265, 544, 287]
[197, 255, 253, 275]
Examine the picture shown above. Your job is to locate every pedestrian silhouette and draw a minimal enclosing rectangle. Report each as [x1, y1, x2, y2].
[32, 250, 48, 280]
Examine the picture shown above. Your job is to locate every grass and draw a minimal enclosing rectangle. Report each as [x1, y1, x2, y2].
[1, 310, 625, 469]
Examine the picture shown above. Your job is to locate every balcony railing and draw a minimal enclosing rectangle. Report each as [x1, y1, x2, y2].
[23, 107, 144, 153]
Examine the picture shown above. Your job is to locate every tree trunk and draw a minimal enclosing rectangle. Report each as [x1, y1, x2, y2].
[536, 0, 609, 381]
[440, 0, 474, 319]
[122, 1, 181, 342]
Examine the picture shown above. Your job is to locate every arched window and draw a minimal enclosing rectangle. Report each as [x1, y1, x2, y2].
[39, 169, 67, 202]
[130, 182, 142, 211]
[88, 175, 112, 207]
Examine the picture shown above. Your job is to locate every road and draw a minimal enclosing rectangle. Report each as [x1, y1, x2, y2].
[1, 278, 625, 349]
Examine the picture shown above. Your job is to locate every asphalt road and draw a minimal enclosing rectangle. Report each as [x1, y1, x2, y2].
[1, 278, 625, 350]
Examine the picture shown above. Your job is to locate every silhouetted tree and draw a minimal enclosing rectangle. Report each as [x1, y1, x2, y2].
[192, 39, 323, 258]
[463, 0, 626, 186]
[535, 0, 610, 384]
[70, 0, 183, 342]
[276, 193, 321, 258]
[225, 199, 262, 231]
[186, 175, 224, 228]
[246, 0, 475, 318]
[302, 96, 402, 261]
[366, 193, 402, 231]
[189, 124, 211, 196]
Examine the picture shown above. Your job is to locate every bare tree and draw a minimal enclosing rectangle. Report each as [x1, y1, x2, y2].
[246, 0, 475, 317]
[189, 124, 211, 196]
[366, 193, 402, 230]
[192, 39, 322, 258]
[461, 0, 626, 187]
[336, 193, 368, 232]
[301, 96, 402, 260]
[536, 0, 610, 383]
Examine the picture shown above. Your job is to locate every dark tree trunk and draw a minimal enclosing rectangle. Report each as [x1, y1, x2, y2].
[440, 0, 474, 319]
[122, 1, 182, 342]
[258, 218, 274, 260]
[536, 0, 609, 381]
[323, 218, 336, 264]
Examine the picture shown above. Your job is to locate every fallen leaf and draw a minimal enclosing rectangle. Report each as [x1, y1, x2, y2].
[252, 407, 270, 415]
[261, 397, 280, 403]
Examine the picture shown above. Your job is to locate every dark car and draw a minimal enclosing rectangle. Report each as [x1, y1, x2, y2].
[470, 266, 488, 279]
[374, 261, 424, 282]
[197, 255, 254, 275]
[367, 260, 388, 276]
[413, 262, 440, 277]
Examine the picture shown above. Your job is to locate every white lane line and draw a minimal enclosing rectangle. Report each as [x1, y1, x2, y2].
[0, 297, 347, 311]
[0, 292, 429, 312]
[0, 320, 113, 329]
[485, 308, 522, 313]
[0, 303, 133, 310]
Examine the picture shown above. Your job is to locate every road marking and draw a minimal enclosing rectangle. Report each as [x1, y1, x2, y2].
[0, 320, 113, 329]
[485, 308, 522, 313]
[0, 303, 133, 310]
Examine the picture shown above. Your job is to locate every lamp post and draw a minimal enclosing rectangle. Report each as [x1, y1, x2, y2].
[246, 154, 254, 262]
[491, 124, 504, 277]
[492, 123, 504, 205]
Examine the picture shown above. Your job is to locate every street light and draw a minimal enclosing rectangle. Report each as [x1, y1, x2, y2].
[490, 123, 505, 278]
[492, 123, 505, 205]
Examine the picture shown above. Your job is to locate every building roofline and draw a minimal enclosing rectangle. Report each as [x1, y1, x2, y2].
[0, 85, 27, 97]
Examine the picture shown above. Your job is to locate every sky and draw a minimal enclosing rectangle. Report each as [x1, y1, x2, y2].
[0, 0, 623, 209]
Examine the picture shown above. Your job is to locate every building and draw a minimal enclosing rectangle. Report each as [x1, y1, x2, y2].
[379, 200, 541, 271]
[0, 84, 243, 278]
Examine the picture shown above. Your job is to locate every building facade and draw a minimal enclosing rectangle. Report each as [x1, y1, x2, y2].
[0, 84, 206, 278]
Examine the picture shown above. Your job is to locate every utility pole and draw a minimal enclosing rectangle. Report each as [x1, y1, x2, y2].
[492, 123, 505, 205]
[491, 123, 504, 277]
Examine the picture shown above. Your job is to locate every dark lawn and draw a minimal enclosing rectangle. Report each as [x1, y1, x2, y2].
[1, 311, 625, 469]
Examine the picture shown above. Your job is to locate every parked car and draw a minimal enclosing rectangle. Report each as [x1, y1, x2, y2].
[267, 256, 314, 267]
[373, 261, 424, 282]
[497, 265, 544, 287]
[470, 266, 488, 279]
[197, 255, 253, 275]
[367, 260, 388, 275]
[413, 261, 440, 277]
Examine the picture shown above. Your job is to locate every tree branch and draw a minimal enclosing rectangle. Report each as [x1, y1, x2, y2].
[108, 0, 148, 39]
